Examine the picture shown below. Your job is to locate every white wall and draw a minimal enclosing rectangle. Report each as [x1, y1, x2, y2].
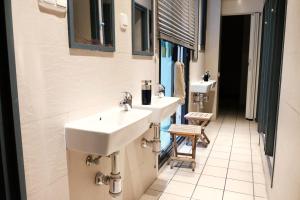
[222, 0, 264, 16]
[265, 0, 300, 199]
[11, 0, 158, 199]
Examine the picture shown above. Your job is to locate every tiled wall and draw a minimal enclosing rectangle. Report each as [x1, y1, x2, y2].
[11, 0, 159, 199]
[266, 0, 300, 199]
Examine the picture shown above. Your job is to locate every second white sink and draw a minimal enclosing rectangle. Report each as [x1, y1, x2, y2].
[133, 96, 180, 123]
[190, 80, 217, 93]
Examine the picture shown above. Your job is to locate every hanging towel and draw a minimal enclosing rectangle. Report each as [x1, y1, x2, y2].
[174, 61, 186, 104]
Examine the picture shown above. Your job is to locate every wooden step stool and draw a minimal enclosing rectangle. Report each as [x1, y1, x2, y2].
[184, 112, 213, 147]
[168, 124, 202, 171]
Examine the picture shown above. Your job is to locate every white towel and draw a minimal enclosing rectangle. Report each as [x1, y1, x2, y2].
[174, 61, 186, 104]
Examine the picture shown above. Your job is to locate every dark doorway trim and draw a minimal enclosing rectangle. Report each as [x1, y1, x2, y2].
[0, 0, 27, 199]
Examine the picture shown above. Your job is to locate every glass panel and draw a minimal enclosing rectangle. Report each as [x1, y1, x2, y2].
[132, 0, 153, 55]
[102, 0, 114, 47]
[160, 40, 175, 151]
[134, 4, 147, 51]
[73, 0, 97, 45]
[70, 0, 114, 49]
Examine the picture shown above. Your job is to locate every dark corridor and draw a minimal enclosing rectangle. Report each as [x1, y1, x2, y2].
[219, 15, 251, 112]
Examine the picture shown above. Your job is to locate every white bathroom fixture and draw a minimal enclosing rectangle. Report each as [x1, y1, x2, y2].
[190, 80, 217, 93]
[120, 13, 128, 31]
[133, 96, 180, 155]
[65, 107, 152, 156]
[133, 96, 180, 124]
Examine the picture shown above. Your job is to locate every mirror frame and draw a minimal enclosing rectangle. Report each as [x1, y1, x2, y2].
[131, 0, 154, 56]
[67, 0, 115, 52]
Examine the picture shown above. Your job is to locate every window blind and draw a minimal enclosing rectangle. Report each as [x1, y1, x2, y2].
[157, 0, 199, 50]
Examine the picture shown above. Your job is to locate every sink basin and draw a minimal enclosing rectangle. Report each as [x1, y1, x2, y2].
[133, 96, 180, 123]
[65, 108, 152, 155]
[190, 80, 217, 93]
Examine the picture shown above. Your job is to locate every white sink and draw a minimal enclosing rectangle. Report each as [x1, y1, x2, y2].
[190, 80, 217, 93]
[65, 108, 152, 156]
[133, 96, 180, 123]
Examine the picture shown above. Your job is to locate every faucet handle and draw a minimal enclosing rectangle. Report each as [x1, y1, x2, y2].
[120, 91, 132, 111]
[156, 84, 165, 97]
[122, 91, 132, 102]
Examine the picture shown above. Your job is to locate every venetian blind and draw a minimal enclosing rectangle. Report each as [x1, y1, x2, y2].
[157, 0, 199, 50]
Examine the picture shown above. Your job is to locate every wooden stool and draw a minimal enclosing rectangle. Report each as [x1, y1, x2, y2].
[184, 112, 213, 147]
[168, 124, 202, 171]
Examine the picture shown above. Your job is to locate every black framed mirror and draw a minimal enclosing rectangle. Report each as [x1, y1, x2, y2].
[67, 0, 115, 52]
[132, 0, 154, 56]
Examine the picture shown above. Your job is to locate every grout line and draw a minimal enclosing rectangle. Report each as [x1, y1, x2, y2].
[188, 112, 228, 200]
[221, 109, 238, 200]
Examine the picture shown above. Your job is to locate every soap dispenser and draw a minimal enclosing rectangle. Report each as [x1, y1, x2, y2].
[203, 71, 210, 82]
[141, 80, 152, 105]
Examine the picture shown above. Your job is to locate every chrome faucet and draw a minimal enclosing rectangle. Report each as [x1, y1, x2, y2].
[156, 84, 165, 98]
[119, 92, 132, 111]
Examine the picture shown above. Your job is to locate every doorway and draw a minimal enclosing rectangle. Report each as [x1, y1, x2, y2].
[219, 15, 251, 114]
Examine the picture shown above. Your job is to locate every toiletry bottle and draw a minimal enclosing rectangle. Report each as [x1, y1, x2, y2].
[203, 71, 210, 82]
[142, 80, 152, 105]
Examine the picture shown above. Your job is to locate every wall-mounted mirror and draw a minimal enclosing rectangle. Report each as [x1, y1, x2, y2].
[67, 0, 115, 51]
[132, 0, 153, 56]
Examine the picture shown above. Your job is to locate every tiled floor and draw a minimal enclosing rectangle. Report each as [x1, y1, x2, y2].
[139, 110, 268, 200]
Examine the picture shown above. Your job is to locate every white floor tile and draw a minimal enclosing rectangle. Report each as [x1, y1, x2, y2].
[227, 169, 253, 182]
[232, 143, 251, 149]
[179, 163, 204, 174]
[159, 193, 189, 200]
[198, 175, 226, 189]
[213, 145, 232, 153]
[255, 197, 267, 200]
[203, 166, 227, 178]
[229, 160, 252, 172]
[223, 191, 253, 200]
[149, 178, 170, 192]
[164, 181, 195, 198]
[225, 179, 253, 195]
[230, 153, 252, 163]
[173, 171, 200, 185]
[206, 158, 229, 168]
[210, 151, 230, 160]
[231, 147, 252, 155]
[253, 172, 266, 184]
[194, 155, 208, 165]
[254, 183, 267, 197]
[139, 189, 162, 200]
[192, 186, 223, 200]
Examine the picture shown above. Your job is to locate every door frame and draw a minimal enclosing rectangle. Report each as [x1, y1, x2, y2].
[0, 0, 27, 199]
[245, 13, 262, 119]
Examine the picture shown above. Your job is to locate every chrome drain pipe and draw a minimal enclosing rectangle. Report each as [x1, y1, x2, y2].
[92, 151, 122, 197]
[141, 123, 161, 154]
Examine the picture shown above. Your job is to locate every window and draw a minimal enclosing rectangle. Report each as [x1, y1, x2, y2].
[68, 0, 115, 51]
[158, 40, 190, 168]
[132, 0, 153, 56]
